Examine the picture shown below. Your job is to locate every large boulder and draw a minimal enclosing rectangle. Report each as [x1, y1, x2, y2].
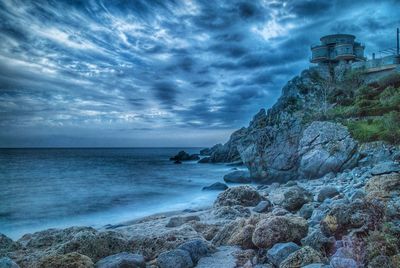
[298, 121, 358, 179]
[365, 172, 400, 200]
[38, 252, 94, 268]
[281, 186, 313, 212]
[321, 199, 385, 238]
[223, 170, 251, 183]
[214, 186, 262, 207]
[95, 252, 145, 268]
[157, 249, 193, 268]
[252, 215, 308, 248]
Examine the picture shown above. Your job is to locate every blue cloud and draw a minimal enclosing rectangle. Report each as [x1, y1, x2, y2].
[0, 0, 399, 146]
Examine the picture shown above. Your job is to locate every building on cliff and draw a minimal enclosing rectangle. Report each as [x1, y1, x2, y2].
[310, 29, 400, 80]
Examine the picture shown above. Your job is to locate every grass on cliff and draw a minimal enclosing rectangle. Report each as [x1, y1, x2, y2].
[327, 72, 400, 144]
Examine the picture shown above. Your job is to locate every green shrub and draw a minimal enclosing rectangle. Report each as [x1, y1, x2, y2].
[343, 112, 400, 144]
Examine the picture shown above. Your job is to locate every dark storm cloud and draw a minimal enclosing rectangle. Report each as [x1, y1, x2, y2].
[0, 0, 398, 146]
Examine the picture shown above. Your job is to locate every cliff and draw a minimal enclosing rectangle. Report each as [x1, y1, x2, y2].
[201, 68, 400, 183]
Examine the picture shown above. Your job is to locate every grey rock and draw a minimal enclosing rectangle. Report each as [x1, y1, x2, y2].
[252, 215, 308, 248]
[95, 252, 145, 268]
[177, 239, 215, 263]
[302, 264, 330, 268]
[272, 207, 290, 216]
[281, 186, 313, 212]
[165, 216, 200, 228]
[157, 249, 193, 268]
[301, 230, 335, 254]
[0, 258, 20, 268]
[299, 203, 316, 219]
[212, 205, 251, 220]
[223, 170, 251, 183]
[170, 151, 199, 161]
[279, 246, 323, 268]
[266, 242, 300, 266]
[253, 200, 273, 213]
[317, 187, 340, 202]
[299, 121, 358, 179]
[214, 186, 262, 207]
[349, 189, 366, 202]
[330, 257, 357, 268]
[371, 161, 400, 175]
[202, 182, 228, 191]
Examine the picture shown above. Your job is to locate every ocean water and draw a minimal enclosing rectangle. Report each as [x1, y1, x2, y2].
[0, 148, 235, 239]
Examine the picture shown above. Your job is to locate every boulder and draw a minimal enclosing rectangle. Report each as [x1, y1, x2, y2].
[279, 246, 323, 268]
[301, 230, 335, 255]
[0, 257, 20, 268]
[170, 151, 199, 161]
[370, 161, 400, 176]
[317, 187, 340, 202]
[253, 200, 273, 213]
[365, 173, 400, 200]
[252, 215, 308, 248]
[298, 121, 358, 179]
[223, 170, 251, 183]
[321, 199, 385, 238]
[38, 252, 94, 268]
[177, 239, 215, 264]
[202, 182, 228, 191]
[214, 186, 262, 207]
[165, 216, 200, 228]
[298, 203, 316, 219]
[281, 186, 313, 212]
[129, 225, 200, 260]
[330, 257, 357, 268]
[227, 224, 256, 249]
[95, 252, 145, 268]
[157, 249, 193, 268]
[367, 255, 394, 268]
[266, 242, 300, 266]
[58, 230, 130, 262]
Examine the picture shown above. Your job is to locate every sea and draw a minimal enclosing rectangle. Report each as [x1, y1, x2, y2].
[0, 148, 237, 239]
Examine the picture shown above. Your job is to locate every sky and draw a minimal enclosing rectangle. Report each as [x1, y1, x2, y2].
[0, 0, 399, 147]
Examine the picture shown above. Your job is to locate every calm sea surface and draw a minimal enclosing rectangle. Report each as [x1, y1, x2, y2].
[0, 148, 234, 239]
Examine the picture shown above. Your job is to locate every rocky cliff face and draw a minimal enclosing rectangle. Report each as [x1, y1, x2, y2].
[203, 69, 360, 182]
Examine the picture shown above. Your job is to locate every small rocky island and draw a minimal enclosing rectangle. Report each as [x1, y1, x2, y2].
[2, 35, 400, 268]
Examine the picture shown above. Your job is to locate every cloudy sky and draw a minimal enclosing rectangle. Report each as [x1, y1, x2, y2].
[0, 0, 399, 147]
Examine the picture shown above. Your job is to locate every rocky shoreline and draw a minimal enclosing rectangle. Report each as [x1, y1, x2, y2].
[1, 153, 399, 267]
[1, 70, 400, 267]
